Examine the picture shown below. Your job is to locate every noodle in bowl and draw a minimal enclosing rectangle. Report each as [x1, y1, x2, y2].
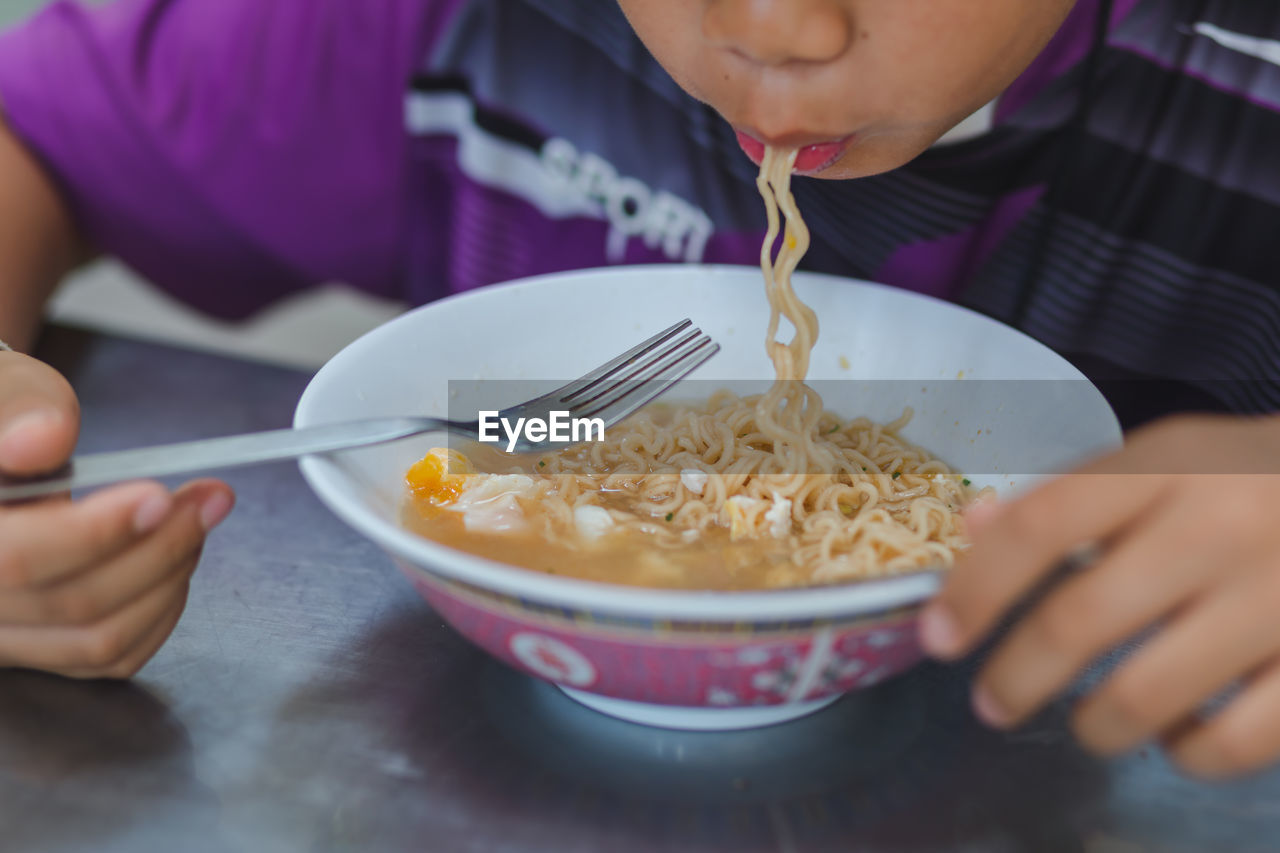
[296, 265, 1120, 730]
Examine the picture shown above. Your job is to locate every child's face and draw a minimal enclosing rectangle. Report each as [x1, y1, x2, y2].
[617, 0, 1076, 178]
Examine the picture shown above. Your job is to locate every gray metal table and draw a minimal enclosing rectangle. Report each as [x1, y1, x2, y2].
[2, 327, 1278, 853]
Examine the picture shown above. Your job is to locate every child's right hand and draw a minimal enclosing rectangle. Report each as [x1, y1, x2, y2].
[0, 349, 233, 678]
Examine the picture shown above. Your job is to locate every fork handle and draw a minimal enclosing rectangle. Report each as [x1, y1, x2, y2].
[0, 417, 439, 503]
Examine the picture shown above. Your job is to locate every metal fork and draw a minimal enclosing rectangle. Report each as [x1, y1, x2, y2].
[0, 319, 718, 503]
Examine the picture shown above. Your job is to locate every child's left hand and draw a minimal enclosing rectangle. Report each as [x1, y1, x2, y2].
[919, 413, 1280, 779]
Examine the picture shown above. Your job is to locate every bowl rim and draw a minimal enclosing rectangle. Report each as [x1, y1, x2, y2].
[295, 264, 1120, 621]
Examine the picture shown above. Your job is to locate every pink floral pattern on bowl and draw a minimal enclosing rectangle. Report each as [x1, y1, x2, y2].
[400, 560, 925, 708]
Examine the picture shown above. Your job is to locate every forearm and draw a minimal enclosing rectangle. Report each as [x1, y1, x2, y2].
[0, 113, 87, 352]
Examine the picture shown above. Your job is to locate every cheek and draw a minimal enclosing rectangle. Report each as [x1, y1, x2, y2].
[615, 1, 709, 97]
[868, 18, 1034, 113]
[847, 0, 1076, 132]
[915, 2, 1075, 100]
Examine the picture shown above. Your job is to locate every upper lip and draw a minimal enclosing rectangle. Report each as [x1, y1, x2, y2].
[735, 127, 852, 149]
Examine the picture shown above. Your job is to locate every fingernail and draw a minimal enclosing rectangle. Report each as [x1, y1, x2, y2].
[0, 410, 60, 464]
[199, 491, 234, 532]
[972, 685, 1010, 728]
[963, 497, 1003, 534]
[919, 603, 960, 656]
[133, 492, 173, 534]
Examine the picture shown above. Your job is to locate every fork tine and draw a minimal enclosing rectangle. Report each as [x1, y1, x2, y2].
[571, 336, 719, 426]
[551, 319, 693, 401]
[561, 325, 704, 409]
[577, 339, 718, 426]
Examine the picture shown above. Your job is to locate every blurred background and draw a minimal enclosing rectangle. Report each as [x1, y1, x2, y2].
[0, 0, 407, 368]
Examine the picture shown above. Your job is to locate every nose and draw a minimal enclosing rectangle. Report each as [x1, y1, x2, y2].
[703, 0, 853, 66]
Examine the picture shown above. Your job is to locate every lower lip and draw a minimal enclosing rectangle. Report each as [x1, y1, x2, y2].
[734, 131, 853, 175]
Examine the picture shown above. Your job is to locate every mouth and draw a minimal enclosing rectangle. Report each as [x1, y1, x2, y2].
[734, 130, 855, 175]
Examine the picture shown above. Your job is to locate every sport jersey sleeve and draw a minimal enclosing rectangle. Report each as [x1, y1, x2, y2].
[0, 0, 459, 318]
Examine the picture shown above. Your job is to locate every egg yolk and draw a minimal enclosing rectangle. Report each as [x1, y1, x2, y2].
[406, 447, 474, 505]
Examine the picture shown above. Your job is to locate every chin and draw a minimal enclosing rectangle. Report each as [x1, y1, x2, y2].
[801, 134, 941, 181]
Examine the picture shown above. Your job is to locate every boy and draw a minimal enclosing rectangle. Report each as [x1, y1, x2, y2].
[1, 0, 1279, 777]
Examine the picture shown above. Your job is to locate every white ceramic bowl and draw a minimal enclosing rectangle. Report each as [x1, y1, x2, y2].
[296, 265, 1121, 730]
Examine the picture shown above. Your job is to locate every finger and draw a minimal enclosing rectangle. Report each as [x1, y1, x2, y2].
[0, 479, 228, 626]
[0, 561, 194, 675]
[1071, 573, 1280, 756]
[920, 473, 1171, 659]
[1165, 656, 1280, 779]
[58, 579, 192, 680]
[971, 490, 1244, 728]
[959, 495, 1004, 535]
[0, 351, 79, 475]
[116, 581, 191, 677]
[0, 480, 175, 589]
[56, 477, 228, 623]
[48, 478, 224, 620]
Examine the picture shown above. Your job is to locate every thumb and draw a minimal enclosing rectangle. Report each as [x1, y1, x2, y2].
[0, 349, 80, 476]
